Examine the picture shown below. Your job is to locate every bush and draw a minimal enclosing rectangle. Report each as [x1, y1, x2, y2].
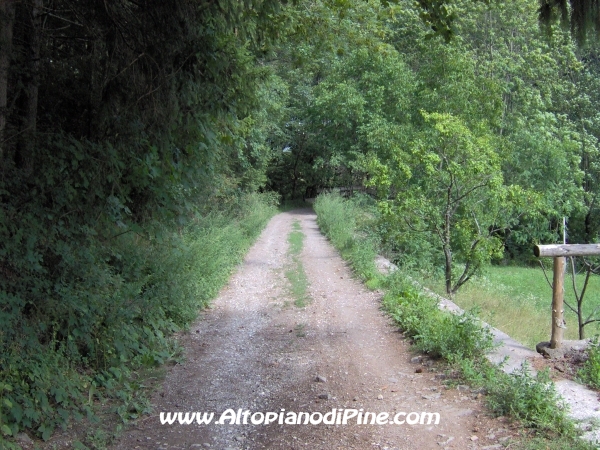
[383, 273, 495, 362]
[486, 364, 573, 434]
[577, 337, 600, 389]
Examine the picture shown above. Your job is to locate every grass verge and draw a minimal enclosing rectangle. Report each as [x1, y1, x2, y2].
[313, 192, 595, 448]
[285, 220, 310, 307]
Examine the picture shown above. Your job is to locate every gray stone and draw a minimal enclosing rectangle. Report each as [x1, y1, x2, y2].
[536, 341, 567, 359]
[15, 433, 33, 444]
[536, 340, 591, 359]
[422, 393, 441, 400]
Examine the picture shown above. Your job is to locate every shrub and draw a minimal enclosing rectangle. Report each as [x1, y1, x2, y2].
[383, 273, 495, 362]
[314, 193, 381, 286]
[486, 364, 573, 434]
[577, 337, 600, 389]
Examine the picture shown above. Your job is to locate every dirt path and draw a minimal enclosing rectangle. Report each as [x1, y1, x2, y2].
[111, 209, 513, 450]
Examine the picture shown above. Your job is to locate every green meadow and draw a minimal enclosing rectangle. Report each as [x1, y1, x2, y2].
[421, 265, 600, 349]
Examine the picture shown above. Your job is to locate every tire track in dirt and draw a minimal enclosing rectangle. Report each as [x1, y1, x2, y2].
[111, 209, 512, 450]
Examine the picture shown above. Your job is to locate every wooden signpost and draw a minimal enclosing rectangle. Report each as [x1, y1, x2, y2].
[534, 244, 600, 349]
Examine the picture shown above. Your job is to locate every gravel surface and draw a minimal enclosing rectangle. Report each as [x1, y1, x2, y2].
[109, 209, 515, 450]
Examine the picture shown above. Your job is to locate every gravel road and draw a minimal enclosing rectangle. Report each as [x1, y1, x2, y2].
[110, 209, 515, 450]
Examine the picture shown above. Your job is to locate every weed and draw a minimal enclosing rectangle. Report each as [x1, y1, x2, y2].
[295, 323, 307, 337]
[514, 435, 599, 449]
[488, 365, 572, 433]
[288, 221, 304, 255]
[313, 193, 383, 288]
[577, 337, 600, 389]
[382, 273, 495, 362]
[285, 221, 310, 307]
[0, 192, 277, 445]
[285, 266, 310, 307]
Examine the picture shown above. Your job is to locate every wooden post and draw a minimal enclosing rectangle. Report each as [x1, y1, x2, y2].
[533, 244, 600, 349]
[550, 256, 565, 349]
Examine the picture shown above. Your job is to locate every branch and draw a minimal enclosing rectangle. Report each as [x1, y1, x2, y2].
[584, 303, 600, 324]
[449, 180, 490, 205]
[109, 52, 146, 84]
[403, 216, 429, 233]
[135, 85, 161, 106]
[564, 299, 577, 315]
[570, 256, 581, 304]
[539, 260, 554, 290]
[579, 259, 593, 306]
[472, 212, 482, 235]
[102, 229, 134, 242]
[453, 238, 481, 291]
[43, 12, 83, 27]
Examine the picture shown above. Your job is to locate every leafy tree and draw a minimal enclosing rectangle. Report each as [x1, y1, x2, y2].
[267, 0, 407, 198]
[411, 0, 600, 45]
[372, 112, 508, 295]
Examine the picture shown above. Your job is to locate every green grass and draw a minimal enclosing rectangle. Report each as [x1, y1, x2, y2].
[288, 220, 304, 255]
[514, 435, 599, 450]
[285, 220, 310, 307]
[419, 265, 600, 349]
[294, 323, 307, 337]
[577, 338, 600, 388]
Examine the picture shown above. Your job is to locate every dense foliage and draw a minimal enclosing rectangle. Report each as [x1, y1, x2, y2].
[0, 0, 283, 443]
[314, 193, 578, 440]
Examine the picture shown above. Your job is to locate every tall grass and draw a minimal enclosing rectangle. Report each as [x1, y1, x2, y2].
[285, 220, 310, 307]
[313, 193, 381, 287]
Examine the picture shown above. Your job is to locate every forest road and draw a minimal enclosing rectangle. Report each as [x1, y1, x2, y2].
[111, 209, 511, 450]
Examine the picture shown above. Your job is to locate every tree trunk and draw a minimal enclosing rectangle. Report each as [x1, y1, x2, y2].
[444, 209, 452, 295]
[15, 0, 42, 173]
[0, 0, 16, 160]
